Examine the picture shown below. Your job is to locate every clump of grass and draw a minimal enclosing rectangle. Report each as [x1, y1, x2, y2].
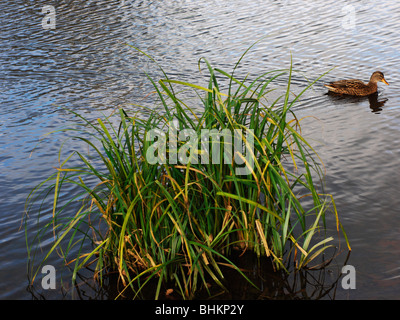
[25, 45, 350, 299]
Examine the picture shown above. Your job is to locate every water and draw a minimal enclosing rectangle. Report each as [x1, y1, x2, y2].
[1, 0, 400, 299]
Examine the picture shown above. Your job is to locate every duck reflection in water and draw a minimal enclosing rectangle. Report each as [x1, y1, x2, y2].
[325, 91, 388, 113]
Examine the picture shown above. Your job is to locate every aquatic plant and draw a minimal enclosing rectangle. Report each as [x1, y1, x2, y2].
[25, 45, 350, 299]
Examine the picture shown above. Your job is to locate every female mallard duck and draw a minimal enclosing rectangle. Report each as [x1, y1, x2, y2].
[324, 71, 389, 96]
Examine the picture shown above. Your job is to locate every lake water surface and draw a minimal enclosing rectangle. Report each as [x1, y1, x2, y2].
[1, 0, 400, 299]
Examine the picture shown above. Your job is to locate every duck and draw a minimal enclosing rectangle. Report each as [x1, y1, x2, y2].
[324, 71, 389, 96]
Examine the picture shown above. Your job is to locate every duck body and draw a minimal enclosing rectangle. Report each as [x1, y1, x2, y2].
[324, 71, 388, 96]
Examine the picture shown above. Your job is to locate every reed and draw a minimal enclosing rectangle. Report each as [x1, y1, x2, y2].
[25, 46, 350, 299]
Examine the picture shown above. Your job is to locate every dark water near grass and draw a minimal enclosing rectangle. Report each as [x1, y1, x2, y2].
[1, 0, 400, 299]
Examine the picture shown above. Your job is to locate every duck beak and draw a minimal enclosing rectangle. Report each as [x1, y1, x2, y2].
[382, 78, 389, 85]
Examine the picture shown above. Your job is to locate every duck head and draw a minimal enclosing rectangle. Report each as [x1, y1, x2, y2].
[370, 71, 389, 85]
